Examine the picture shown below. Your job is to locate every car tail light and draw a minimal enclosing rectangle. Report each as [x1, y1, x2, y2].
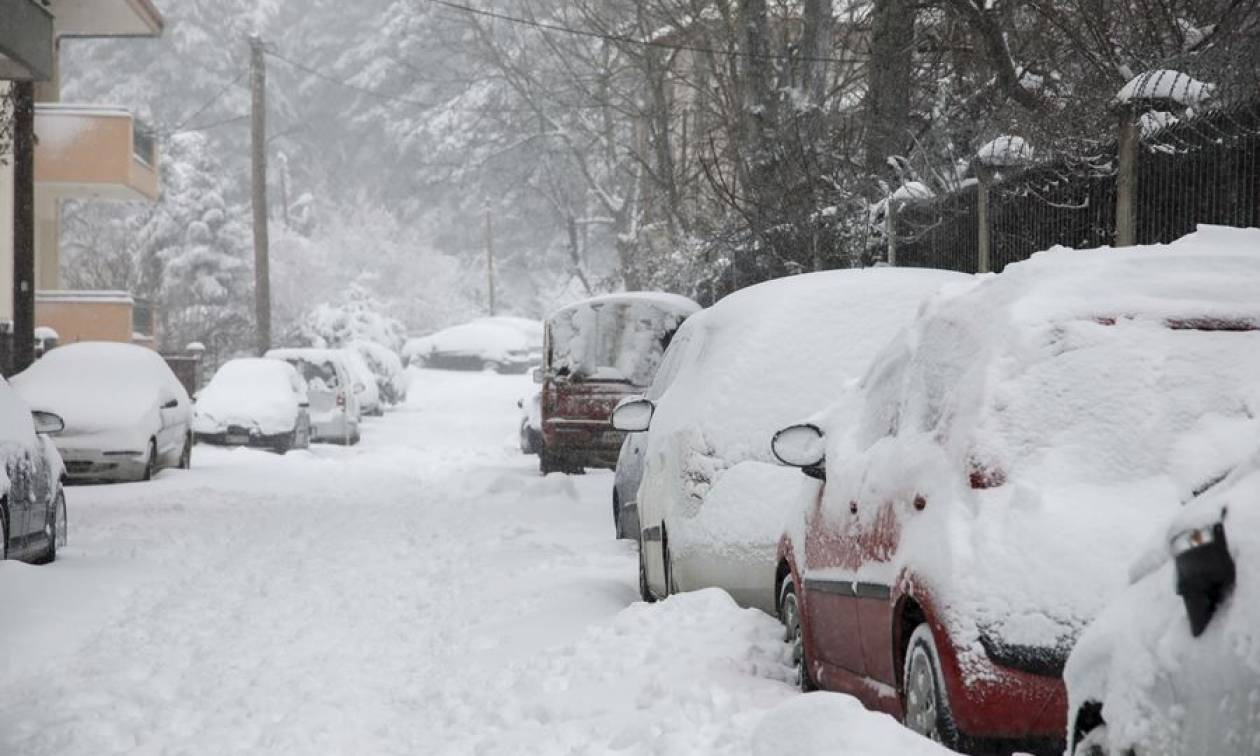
[336, 392, 346, 408]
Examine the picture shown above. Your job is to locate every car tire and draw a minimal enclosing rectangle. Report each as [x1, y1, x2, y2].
[35, 490, 66, 565]
[178, 433, 193, 469]
[142, 439, 158, 481]
[638, 541, 656, 603]
[0, 503, 7, 560]
[482, 360, 503, 373]
[779, 577, 816, 692]
[903, 623, 960, 748]
[613, 491, 622, 539]
[539, 450, 556, 475]
[274, 431, 295, 454]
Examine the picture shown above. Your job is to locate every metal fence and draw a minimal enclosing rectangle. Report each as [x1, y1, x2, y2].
[881, 99, 1260, 273]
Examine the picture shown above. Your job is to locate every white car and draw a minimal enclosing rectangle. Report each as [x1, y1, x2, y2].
[194, 358, 312, 453]
[0, 377, 66, 563]
[14, 342, 193, 482]
[612, 268, 968, 612]
[340, 348, 383, 417]
[404, 320, 538, 373]
[265, 348, 362, 445]
[1066, 448, 1260, 756]
[347, 339, 408, 406]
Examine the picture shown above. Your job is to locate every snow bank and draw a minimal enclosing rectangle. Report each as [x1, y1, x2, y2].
[548, 292, 699, 385]
[194, 358, 303, 436]
[816, 225, 1260, 660]
[751, 692, 954, 756]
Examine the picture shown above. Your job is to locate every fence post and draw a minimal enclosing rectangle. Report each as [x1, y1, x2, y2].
[976, 164, 993, 273]
[1115, 107, 1139, 247]
[886, 200, 897, 266]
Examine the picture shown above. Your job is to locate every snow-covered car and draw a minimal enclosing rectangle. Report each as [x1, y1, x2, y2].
[473, 316, 543, 363]
[404, 320, 538, 373]
[0, 378, 67, 564]
[265, 348, 362, 445]
[194, 358, 313, 453]
[347, 339, 408, 406]
[518, 387, 542, 455]
[1065, 447, 1260, 756]
[340, 347, 383, 417]
[541, 292, 699, 474]
[612, 269, 966, 612]
[14, 342, 194, 482]
[769, 226, 1260, 754]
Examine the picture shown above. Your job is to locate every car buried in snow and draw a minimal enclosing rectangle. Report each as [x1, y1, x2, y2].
[0, 378, 67, 564]
[1065, 446, 1260, 756]
[768, 226, 1260, 755]
[13, 342, 194, 483]
[537, 292, 699, 475]
[610, 269, 967, 610]
[265, 348, 363, 445]
[404, 318, 541, 374]
[194, 358, 313, 453]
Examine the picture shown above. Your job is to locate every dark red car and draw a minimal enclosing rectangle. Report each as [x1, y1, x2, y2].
[768, 235, 1260, 755]
[536, 293, 698, 474]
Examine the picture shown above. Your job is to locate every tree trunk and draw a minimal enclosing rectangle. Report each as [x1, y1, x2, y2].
[863, 0, 915, 179]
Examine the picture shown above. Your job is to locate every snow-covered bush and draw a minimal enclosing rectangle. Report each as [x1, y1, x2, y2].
[289, 284, 406, 354]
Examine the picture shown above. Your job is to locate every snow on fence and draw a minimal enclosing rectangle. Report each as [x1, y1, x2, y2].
[880, 98, 1260, 273]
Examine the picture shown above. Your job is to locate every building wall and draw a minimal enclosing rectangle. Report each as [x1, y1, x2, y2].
[35, 297, 133, 344]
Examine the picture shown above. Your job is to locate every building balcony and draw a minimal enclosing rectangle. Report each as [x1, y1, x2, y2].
[50, 0, 164, 38]
[0, 0, 54, 80]
[34, 103, 159, 202]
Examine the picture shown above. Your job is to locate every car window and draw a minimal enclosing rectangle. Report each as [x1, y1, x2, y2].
[645, 320, 698, 401]
[293, 359, 341, 391]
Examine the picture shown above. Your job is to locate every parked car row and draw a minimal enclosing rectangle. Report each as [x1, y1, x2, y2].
[601, 226, 1260, 756]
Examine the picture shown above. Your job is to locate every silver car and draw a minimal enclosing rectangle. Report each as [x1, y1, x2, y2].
[265, 348, 362, 445]
[13, 342, 193, 483]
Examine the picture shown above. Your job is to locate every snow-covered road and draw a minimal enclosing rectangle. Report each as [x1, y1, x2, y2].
[0, 369, 945, 756]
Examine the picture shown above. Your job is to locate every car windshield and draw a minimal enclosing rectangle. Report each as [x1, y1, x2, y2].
[549, 301, 688, 386]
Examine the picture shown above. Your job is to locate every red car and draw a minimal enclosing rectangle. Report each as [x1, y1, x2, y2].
[536, 293, 698, 474]
[769, 228, 1260, 755]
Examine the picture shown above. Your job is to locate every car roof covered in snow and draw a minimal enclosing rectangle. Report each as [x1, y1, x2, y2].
[404, 321, 532, 359]
[265, 347, 352, 367]
[547, 291, 700, 321]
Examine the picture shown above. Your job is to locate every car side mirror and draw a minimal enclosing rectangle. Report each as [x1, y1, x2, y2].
[161, 398, 179, 410]
[516, 398, 524, 409]
[772, 423, 827, 480]
[611, 397, 654, 433]
[32, 410, 65, 435]
[532, 367, 544, 384]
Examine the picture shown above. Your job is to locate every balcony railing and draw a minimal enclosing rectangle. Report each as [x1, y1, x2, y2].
[35, 103, 160, 201]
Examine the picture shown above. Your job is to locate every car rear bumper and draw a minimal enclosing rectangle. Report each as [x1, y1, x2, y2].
[543, 420, 623, 469]
[310, 412, 356, 442]
[58, 448, 148, 482]
[197, 428, 292, 449]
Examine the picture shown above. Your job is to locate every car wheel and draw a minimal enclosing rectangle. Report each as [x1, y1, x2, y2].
[779, 577, 816, 692]
[142, 439, 158, 481]
[903, 623, 960, 747]
[178, 433, 193, 469]
[612, 491, 622, 539]
[0, 504, 7, 560]
[638, 543, 656, 603]
[35, 490, 66, 565]
[482, 360, 503, 373]
[539, 450, 555, 475]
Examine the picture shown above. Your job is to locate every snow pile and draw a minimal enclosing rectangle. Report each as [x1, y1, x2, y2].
[13, 342, 189, 449]
[976, 135, 1033, 167]
[815, 225, 1260, 660]
[347, 339, 408, 405]
[890, 181, 934, 202]
[1066, 447, 1260, 755]
[548, 292, 699, 385]
[194, 358, 305, 436]
[1114, 69, 1214, 107]
[751, 692, 955, 756]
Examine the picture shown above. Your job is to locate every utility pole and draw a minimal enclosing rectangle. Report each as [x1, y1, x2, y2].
[11, 82, 36, 375]
[250, 35, 272, 354]
[484, 206, 496, 316]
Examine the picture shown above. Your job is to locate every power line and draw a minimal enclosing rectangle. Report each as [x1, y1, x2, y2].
[165, 69, 248, 135]
[173, 113, 249, 135]
[423, 0, 865, 65]
[265, 50, 439, 109]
